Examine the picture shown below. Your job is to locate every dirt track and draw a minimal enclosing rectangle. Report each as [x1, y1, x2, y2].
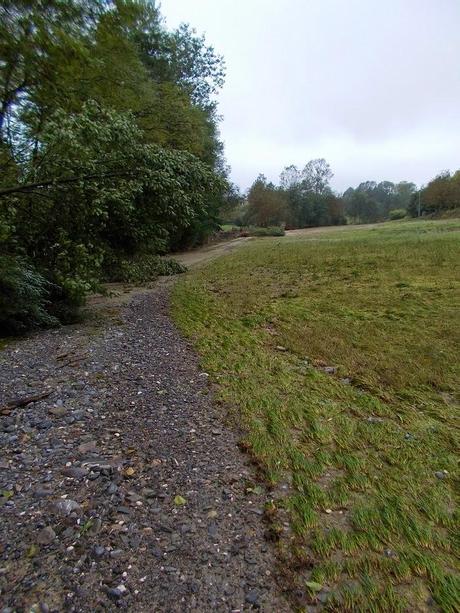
[0, 239, 290, 612]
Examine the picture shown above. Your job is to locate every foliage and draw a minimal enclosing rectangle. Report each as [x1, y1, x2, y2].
[343, 180, 417, 223]
[0, 1, 227, 334]
[245, 161, 345, 230]
[246, 175, 288, 227]
[0, 255, 58, 335]
[389, 208, 407, 220]
[103, 254, 186, 284]
[244, 226, 285, 237]
[172, 219, 460, 611]
[408, 170, 460, 217]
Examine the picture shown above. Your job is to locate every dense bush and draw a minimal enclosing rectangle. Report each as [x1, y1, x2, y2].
[408, 170, 460, 216]
[0, 256, 58, 336]
[389, 208, 407, 220]
[244, 226, 285, 237]
[103, 254, 186, 284]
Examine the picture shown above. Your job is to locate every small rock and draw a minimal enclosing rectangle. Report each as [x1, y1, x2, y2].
[323, 366, 337, 375]
[116, 506, 131, 515]
[93, 545, 105, 558]
[48, 407, 67, 417]
[88, 517, 102, 535]
[106, 482, 118, 495]
[275, 345, 287, 352]
[78, 441, 97, 454]
[245, 590, 260, 607]
[435, 471, 448, 480]
[208, 523, 218, 538]
[62, 467, 88, 479]
[106, 585, 127, 601]
[37, 526, 56, 545]
[53, 499, 82, 516]
[33, 488, 53, 499]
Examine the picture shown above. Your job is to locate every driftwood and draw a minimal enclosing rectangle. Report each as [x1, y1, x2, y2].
[0, 390, 52, 416]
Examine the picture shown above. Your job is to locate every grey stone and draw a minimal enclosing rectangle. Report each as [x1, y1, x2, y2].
[53, 499, 82, 516]
[245, 590, 260, 607]
[62, 467, 88, 479]
[37, 526, 56, 545]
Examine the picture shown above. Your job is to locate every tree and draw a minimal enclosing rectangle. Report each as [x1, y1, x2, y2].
[280, 165, 301, 190]
[0, 1, 229, 333]
[396, 181, 416, 210]
[345, 190, 379, 223]
[246, 175, 287, 227]
[301, 158, 333, 195]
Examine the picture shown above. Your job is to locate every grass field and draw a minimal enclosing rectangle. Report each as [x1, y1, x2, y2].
[172, 219, 460, 611]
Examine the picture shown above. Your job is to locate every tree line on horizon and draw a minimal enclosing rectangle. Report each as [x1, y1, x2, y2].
[223, 162, 460, 228]
[0, 0, 228, 335]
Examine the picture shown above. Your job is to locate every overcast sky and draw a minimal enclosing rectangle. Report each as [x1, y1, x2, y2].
[160, 0, 460, 193]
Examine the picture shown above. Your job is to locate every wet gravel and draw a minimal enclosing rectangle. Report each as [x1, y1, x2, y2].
[0, 285, 289, 612]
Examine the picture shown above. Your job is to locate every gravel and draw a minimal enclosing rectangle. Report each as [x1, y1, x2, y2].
[0, 285, 289, 612]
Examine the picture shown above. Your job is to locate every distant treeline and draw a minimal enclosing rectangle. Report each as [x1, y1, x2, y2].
[223, 162, 460, 228]
[0, 0, 228, 334]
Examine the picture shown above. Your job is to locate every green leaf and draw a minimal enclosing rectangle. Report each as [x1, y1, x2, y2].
[174, 495, 186, 506]
[306, 581, 323, 592]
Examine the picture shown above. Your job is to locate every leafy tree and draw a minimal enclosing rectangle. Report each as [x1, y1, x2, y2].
[277, 159, 344, 228]
[396, 181, 416, 210]
[345, 190, 379, 223]
[0, 1, 228, 334]
[280, 165, 301, 190]
[301, 158, 333, 195]
[5, 102, 223, 296]
[343, 179, 416, 221]
[246, 175, 287, 227]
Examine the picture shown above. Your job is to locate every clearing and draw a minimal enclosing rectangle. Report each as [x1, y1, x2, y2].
[172, 219, 460, 611]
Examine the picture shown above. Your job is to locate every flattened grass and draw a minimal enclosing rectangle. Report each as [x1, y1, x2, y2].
[172, 219, 460, 611]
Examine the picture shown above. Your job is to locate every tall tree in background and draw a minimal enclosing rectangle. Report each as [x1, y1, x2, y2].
[246, 175, 287, 227]
[408, 171, 460, 216]
[301, 158, 333, 195]
[343, 180, 417, 221]
[277, 159, 344, 228]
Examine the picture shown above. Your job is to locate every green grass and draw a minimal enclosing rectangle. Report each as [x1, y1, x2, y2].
[172, 219, 460, 611]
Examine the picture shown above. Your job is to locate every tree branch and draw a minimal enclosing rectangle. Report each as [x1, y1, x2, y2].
[0, 170, 138, 197]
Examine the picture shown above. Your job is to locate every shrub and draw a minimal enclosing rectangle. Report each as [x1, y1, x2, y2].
[0, 256, 58, 336]
[244, 226, 286, 237]
[389, 209, 407, 220]
[103, 254, 186, 284]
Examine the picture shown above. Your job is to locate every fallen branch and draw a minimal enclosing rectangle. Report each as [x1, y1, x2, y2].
[0, 390, 53, 415]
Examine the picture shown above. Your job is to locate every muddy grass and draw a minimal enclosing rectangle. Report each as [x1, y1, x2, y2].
[172, 219, 460, 611]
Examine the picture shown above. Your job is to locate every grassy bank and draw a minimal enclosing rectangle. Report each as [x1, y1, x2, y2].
[172, 219, 460, 611]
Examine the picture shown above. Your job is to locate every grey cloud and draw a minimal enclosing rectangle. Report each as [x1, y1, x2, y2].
[161, 0, 460, 191]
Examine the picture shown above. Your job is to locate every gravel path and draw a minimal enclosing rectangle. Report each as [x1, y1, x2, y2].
[0, 284, 290, 612]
